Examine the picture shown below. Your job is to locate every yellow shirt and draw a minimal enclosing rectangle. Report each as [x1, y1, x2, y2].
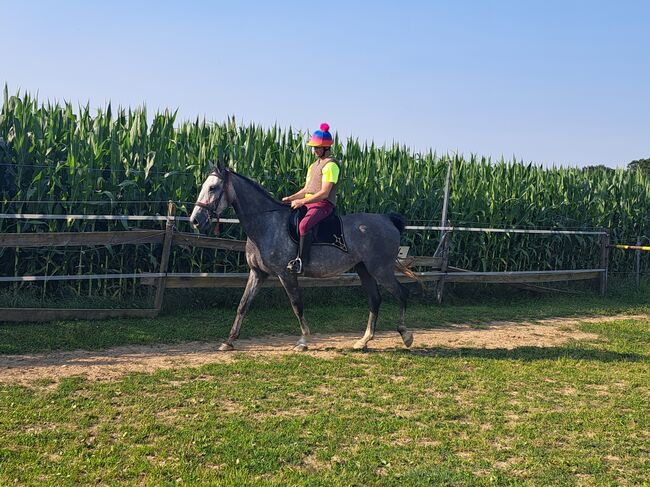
[305, 161, 340, 198]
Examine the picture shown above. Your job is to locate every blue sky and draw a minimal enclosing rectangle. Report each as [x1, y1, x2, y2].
[2, 0, 649, 167]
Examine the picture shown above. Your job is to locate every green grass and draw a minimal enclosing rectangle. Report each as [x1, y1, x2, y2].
[0, 316, 648, 485]
[1, 281, 650, 355]
[1, 285, 649, 484]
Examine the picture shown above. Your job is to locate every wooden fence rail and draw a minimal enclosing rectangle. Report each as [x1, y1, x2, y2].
[0, 205, 609, 322]
[0, 230, 165, 247]
[139, 269, 604, 289]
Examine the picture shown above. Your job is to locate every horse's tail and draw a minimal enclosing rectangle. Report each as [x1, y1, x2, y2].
[387, 212, 406, 234]
[394, 259, 424, 292]
[394, 259, 418, 280]
[389, 212, 423, 289]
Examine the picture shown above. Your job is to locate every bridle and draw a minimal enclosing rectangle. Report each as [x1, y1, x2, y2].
[195, 168, 230, 230]
[194, 168, 294, 234]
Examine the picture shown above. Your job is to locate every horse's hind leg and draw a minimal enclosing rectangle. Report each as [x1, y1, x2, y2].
[369, 266, 413, 348]
[278, 274, 310, 351]
[219, 268, 267, 351]
[353, 263, 381, 350]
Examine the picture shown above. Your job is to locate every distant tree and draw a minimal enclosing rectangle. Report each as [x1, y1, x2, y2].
[628, 158, 650, 175]
[582, 164, 615, 173]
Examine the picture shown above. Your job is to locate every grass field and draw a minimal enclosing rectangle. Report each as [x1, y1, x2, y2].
[1, 285, 649, 485]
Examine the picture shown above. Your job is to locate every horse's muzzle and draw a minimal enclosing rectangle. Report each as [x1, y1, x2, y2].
[190, 207, 210, 232]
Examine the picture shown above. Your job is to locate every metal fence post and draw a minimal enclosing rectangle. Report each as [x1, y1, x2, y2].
[636, 236, 642, 288]
[435, 158, 453, 304]
[436, 228, 452, 304]
[599, 230, 610, 297]
[154, 201, 175, 313]
[440, 158, 452, 236]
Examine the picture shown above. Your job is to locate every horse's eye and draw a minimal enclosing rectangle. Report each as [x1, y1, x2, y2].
[209, 185, 217, 192]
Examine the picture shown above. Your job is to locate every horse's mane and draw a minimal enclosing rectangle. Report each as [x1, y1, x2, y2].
[228, 169, 286, 208]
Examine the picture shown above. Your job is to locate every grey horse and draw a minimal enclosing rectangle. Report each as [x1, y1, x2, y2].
[190, 160, 414, 351]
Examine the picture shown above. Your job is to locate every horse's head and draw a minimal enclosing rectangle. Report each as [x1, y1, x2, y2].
[190, 160, 233, 232]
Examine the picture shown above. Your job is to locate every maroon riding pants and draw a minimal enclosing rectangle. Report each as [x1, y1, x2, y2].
[298, 200, 334, 236]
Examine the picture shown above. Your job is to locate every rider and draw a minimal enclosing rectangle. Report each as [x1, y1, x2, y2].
[282, 123, 341, 274]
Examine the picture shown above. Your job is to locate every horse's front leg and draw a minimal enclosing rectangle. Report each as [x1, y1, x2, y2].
[219, 268, 267, 351]
[278, 274, 310, 351]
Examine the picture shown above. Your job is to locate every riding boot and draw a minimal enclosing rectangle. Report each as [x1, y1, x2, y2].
[287, 231, 313, 274]
[299, 230, 313, 268]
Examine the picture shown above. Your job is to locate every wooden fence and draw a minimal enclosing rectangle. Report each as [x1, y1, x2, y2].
[0, 204, 610, 322]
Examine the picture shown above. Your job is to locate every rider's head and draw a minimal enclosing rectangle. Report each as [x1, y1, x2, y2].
[307, 123, 333, 158]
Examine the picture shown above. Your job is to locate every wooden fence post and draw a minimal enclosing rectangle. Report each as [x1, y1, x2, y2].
[599, 230, 610, 297]
[154, 201, 175, 314]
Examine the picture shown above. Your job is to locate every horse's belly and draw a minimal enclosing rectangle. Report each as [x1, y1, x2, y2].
[302, 267, 351, 279]
[303, 247, 358, 278]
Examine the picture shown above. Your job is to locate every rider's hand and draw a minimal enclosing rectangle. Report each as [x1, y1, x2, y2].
[291, 199, 305, 209]
[282, 196, 291, 202]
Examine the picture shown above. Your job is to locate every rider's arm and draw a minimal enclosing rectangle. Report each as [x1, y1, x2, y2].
[283, 188, 308, 201]
[282, 164, 312, 202]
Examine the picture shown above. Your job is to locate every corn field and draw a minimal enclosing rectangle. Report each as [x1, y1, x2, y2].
[1, 88, 649, 298]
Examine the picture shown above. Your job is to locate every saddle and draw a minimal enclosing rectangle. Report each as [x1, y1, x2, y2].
[288, 207, 348, 252]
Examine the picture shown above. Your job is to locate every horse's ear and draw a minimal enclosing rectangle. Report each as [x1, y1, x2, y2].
[209, 159, 224, 177]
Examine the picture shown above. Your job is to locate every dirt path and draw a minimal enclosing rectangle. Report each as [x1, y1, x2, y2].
[1, 314, 642, 385]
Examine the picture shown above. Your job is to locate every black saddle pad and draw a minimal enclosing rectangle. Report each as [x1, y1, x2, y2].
[288, 207, 348, 252]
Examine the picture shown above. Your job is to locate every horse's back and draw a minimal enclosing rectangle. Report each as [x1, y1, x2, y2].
[342, 212, 402, 229]
[341, 212, 403, 246]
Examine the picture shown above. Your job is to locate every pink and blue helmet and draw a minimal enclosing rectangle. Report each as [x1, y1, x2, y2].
[307, 123, 333, 147]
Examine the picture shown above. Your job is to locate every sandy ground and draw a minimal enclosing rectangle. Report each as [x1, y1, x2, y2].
[0, 314, 642, 386]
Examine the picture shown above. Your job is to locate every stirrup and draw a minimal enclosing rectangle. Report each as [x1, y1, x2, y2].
[287, 258, 303, 274]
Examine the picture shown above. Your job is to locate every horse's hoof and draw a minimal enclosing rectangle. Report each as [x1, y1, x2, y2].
[293, 344, 308, 352]
[353, 340, 368, 350]
[401, 331, 414, 348]
[218, 342, 234, 352]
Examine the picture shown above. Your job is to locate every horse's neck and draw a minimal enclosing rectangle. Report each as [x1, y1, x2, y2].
[231, 174, 285, 241]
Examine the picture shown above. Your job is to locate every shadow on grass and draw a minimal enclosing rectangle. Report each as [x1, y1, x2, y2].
[408, 346, 646, 362]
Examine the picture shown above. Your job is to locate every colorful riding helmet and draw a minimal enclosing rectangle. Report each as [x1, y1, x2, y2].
[307, 123, 334, 147]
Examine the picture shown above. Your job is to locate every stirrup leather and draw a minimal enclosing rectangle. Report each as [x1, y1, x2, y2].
[287, 258, 303, 274]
